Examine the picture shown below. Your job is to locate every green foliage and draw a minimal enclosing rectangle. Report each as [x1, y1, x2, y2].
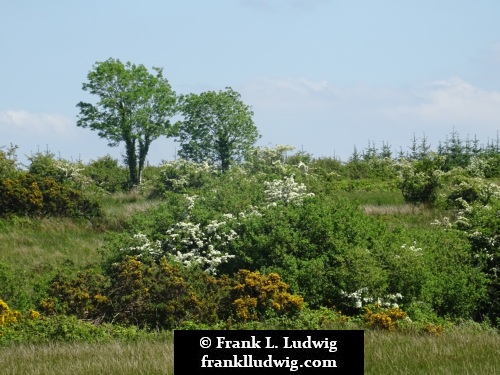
[27, 151, 65, 180]
[451, 198, 500, 324]
[177, 87, 260, 171]
[0, 144, 20, 180]
[395, 154, 445, 205]
[77, 58, 178, 186]
[0, 263, 30, 311]
[2, 131, 500, 340]
[0, 173, 101, 218]
[83, 155, 128, 193]
[223, 196, 387, 307]
[444, 170, 500, 208]
[153, 159, 219, 194]
[0, 313, 147, 346]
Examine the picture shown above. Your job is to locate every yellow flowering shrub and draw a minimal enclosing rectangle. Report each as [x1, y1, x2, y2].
[423, 323, 445, 336]
[230, 270, 304, 322]
[0, 173, 101, 218]
[363, 304, 408, 331]
[0, 299, 21, 327]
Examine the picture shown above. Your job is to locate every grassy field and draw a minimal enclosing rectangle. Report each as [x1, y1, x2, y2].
[1, 328, 499, 375]
[364, 328, 500, 375]
[0, 339, 174, 375]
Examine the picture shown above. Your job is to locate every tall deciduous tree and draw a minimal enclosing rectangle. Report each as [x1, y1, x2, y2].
[177, 87, 260, 171]
[76, 58, 177, 186]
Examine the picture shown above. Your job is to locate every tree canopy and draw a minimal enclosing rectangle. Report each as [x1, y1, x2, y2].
[76, 58, 177, 186]
[177, 87, 260, 171]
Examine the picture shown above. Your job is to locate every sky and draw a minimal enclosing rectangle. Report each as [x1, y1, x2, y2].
[2, 0, 500, 166]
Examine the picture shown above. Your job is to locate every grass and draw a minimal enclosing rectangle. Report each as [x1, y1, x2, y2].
[0, 217, 106, 308]
[0, 328, 498, 375]
[364, 328, 500, 375]
[98, 190, 161, 231]
[0, 339, 174, 375]
[0, 190, 160, 309]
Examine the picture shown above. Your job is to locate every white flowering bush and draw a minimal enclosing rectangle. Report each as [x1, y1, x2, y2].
[264, 175, 314, 206]
[400, 241, 423, 255]
[156, 158, 219, 193]
[164, 220, 237, 275]
[245, 145, 296, 175]
[54, 159, 95, 189]
[394, 155, 445, 205]
[119, 233, 163, 260]
[432, 194, 500, 323]
[466, 156, 491, 178]
[445, 176, 500, 207]
[340, 287, 404, 309]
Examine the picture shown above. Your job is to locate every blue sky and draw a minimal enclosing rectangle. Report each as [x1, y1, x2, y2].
[2, 0, 500, 165]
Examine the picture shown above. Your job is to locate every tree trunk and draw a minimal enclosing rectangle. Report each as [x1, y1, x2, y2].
[125, 138, 139, 187]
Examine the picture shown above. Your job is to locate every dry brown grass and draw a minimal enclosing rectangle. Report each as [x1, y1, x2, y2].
[362, 204, 426, 216]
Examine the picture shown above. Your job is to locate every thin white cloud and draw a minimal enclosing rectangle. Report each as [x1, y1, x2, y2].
[0, 110, 75, 135]
[386, 77, 500, 128]
[241, 76, 500, 129]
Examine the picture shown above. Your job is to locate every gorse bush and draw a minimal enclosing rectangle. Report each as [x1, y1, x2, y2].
[0, 299, 21, 327]
[363, 304, 408, 331]
[40, 257, 303, 330]
[0, 173, 101, 218]
[229, 269, 304, 322]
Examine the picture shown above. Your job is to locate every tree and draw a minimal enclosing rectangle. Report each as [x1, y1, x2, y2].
[76, 58, 177, 186]
[177, 87, 260, 171]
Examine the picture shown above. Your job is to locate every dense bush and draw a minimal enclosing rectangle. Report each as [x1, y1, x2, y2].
[0, 173, 101, 218]
[82, 155, 128, 193]
[434, 195, 500, 325]
[395, 154, 445, 205]
[0, 145, 20, 180]
[40, 257, 304, 330]
[228, 269, 304, 322]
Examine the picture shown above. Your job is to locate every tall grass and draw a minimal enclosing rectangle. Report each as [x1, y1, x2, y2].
[364, 327, 500, 375]
[1, 327, 498, 375]
[0, 339, 174, 375]
[0, 217, 106, 308]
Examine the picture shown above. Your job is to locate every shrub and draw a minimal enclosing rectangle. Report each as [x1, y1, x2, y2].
[0, 144, 20, 180]
[395, 154, 445, 205]
[445, 174, 500, 208]
[153, 159, 219, 194]
[0, 299, 21, 327]
[227, 270, 304, 322]
[223, 196, 387, 307]
[106, 256, 204, 329]
[363, 304, 408, 331]
[40, 271, 110, 321]
[83, 155, 128, 193]
[0, 173, 101, 218]
[434, 197, 500, 324]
